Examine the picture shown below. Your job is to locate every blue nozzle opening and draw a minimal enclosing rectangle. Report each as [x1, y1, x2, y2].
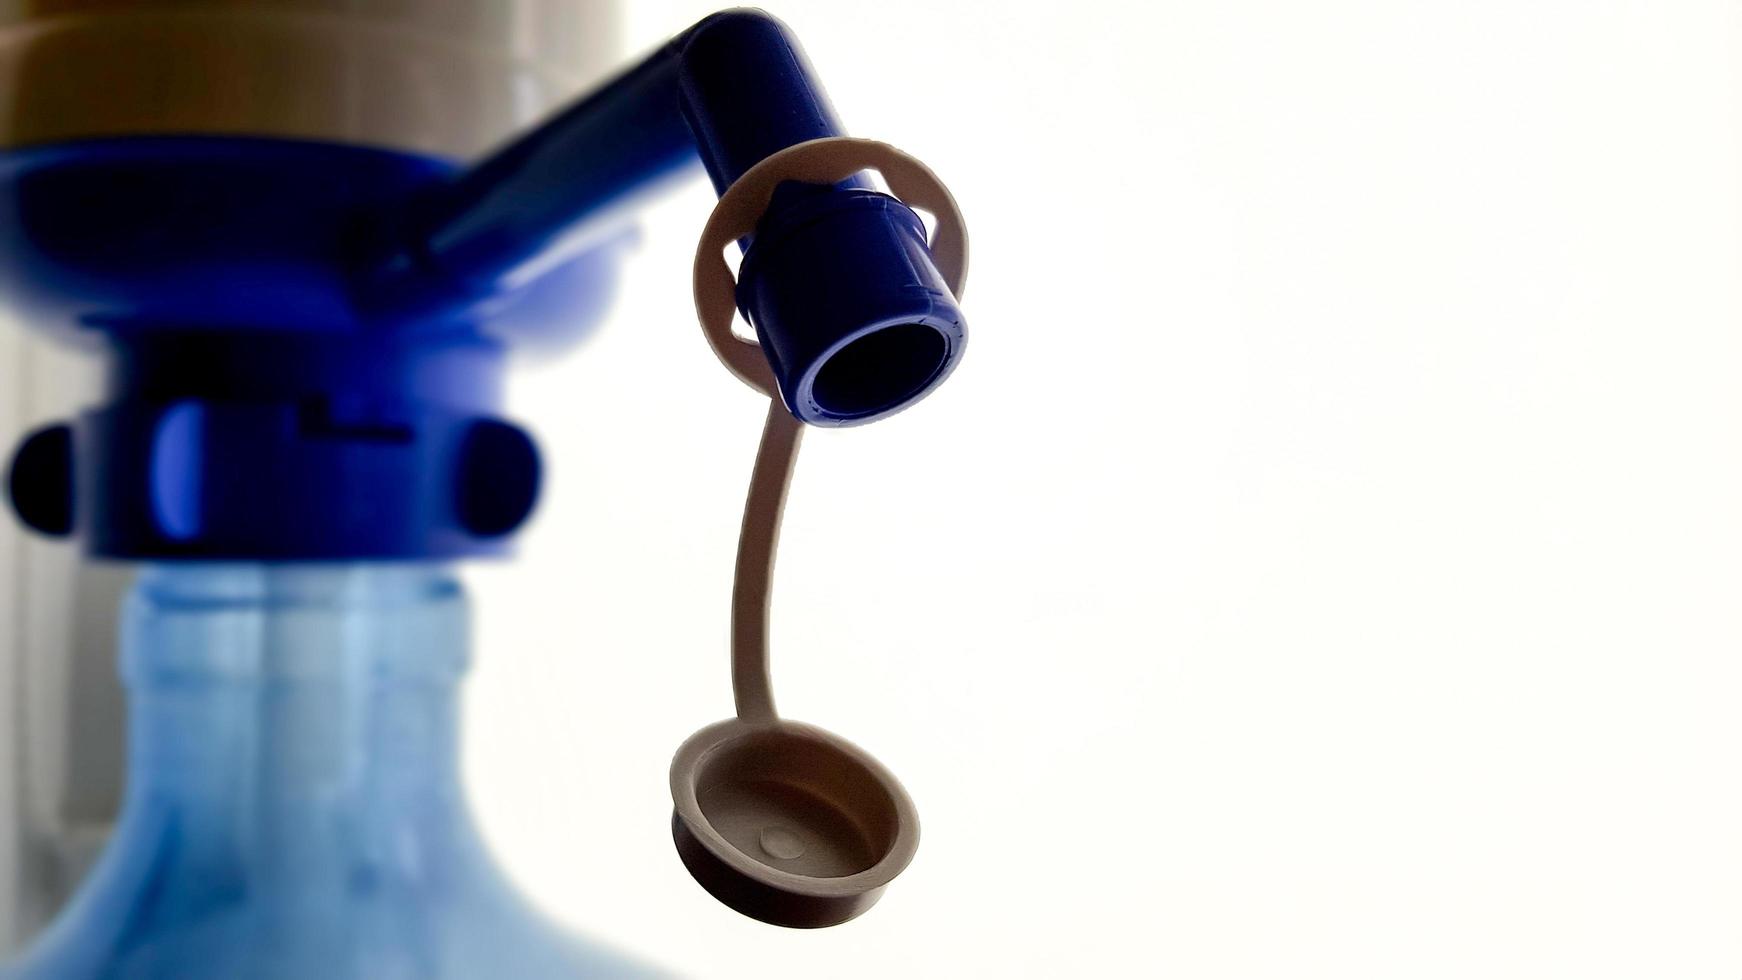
[739, 188, 966, 427]
[809, 322, 950, 421]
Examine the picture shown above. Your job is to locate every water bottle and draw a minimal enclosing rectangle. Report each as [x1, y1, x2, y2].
[6, 564, 661, 979]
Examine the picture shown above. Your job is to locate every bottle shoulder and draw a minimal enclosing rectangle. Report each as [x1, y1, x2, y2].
[5, 803, 665, 979]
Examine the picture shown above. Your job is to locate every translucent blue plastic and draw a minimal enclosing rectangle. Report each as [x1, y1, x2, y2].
[2, 563, 664, 980]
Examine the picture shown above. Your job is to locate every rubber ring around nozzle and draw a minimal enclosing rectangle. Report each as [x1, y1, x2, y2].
[691, 137, 969, 400]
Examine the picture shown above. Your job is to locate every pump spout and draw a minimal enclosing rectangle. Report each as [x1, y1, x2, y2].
[364, 9, 967, 426]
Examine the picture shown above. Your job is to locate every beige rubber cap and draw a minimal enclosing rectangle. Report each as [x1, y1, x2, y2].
[674, 137, 966, 928]
[670, 719, 919, 929]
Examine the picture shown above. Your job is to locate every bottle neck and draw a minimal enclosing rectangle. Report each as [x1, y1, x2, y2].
[14, 554, 661, 976]
[120, 563, 470, 807]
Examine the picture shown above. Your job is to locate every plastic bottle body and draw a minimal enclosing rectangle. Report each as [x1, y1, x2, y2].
[3, 563, 660, 980]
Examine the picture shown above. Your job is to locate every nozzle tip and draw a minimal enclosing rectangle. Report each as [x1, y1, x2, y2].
[806, 321, 953, 423]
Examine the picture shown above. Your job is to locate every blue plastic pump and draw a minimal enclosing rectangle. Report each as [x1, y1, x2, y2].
[5, 8, 968, 560]
[1, 7, 968, 975]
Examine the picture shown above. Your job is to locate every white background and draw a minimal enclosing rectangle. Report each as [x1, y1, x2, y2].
[464, 2, 1742, 978]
